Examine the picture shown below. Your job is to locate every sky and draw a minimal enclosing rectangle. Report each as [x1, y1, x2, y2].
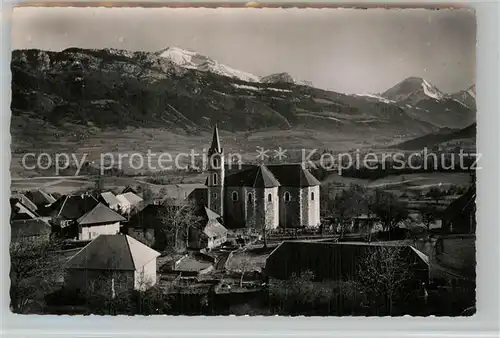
[11, 7, 476, 94]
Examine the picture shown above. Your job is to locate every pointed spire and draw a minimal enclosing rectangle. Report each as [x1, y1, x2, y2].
[209, 123, 222, 155]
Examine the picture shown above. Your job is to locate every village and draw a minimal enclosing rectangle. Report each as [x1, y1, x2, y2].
[9, 125, 476, 316]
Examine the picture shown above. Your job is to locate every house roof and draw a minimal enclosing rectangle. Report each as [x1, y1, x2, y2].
[122, 185, 138, 195]
[25, 190, 56, 206]
[100, 192, 120, 206]
[11, 194, 38, 212]
[10, 199, 40, 220]
[53, 195, 100, 220]
[442, 186, 476, 220]
[77, 203, 126, 225]
[203, 220, 228, 238]
[201, 207, 227, 238]
[116, 192, 143, 205]
[265, 240, 429, 281]
[266, 164, 321, 187]
[11, 218, 51, 238]
[225, 165, 280, 188]
[204, 206, 221, 221]
[64, 234, 160, 271]
[218, 163, 320, 188]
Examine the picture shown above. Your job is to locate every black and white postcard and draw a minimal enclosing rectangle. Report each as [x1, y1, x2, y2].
[9, 6, 476, 316]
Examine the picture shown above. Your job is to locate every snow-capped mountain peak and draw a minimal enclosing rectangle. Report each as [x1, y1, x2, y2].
[381, 77, 445, 104]
[156, 46, 259, 82]
[157, 46, 199, 69]
[421, 79, 444, 100]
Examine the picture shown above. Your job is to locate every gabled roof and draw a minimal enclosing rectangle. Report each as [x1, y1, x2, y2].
[53, 195, 100, 220]
[10, 199, 40, 220]
[116, 192, 143, 205]
[11, 194, 38, 212]
[77, 203, 126, 225]
[266, 241, 429, 281]
[204, 206, 221, 221]
[11, 218, 51, 238]
[64, 234, 160, 271]
[100, 192, 120, 206]
[266, 164, 321, 187]
[225, 165, 280, 188]
[200, 207, 227, 238]
[122, 185, 138, 195]
[25, 190, 56, 206]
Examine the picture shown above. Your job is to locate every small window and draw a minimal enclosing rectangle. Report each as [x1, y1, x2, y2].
[212, 156, 219, 168]
[311, 192, 315, 201]
[232, 191, 239, 202]
[213, 192, 217, 199]
[213, 173, 218, 185]
[284, 191, 291, 202]
[268, 194, 272, 202]
[247, 193, 253, 203]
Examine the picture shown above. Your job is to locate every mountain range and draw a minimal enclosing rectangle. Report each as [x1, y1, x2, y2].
[10, 46, 476, 151]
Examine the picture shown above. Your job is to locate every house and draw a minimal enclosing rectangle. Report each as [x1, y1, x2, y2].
[441, 185, 476, 234]
[172, 255, 214, 277]
[64, 234, 161, 295]
[10, 198, 40, 220]
[11, 193, 38, 213]
[76, 203, 127, 241]
[203, 125, 321, 229]
[99, 192, 121, 211]
[122, 185, 139, 195]
[189, 207, 228, 250]
[116, 192, 143, 214]
[10, 218, 51, 243]
[49, 194, 100, 238]
[265, 240, 429, 284]
[24, 189, 57, 208]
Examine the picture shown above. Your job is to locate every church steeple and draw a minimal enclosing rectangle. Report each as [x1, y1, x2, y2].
[208, 123, 222, 156]
[207, 123, 224, 216]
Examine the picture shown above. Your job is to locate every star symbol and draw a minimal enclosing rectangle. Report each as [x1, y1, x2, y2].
[256, 146, 270, 161]
[274, 147, 287, 161]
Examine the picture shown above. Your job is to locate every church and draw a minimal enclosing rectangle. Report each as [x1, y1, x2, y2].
[204, 125, 321, 229]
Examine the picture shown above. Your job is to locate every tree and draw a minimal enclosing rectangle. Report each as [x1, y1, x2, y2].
[355, 246, 419, 315]
[334, 184, 371, 237]
[420, 204, 440, 231]
[159, 198, 202, 252]
[426, 187, 445, 205]
[141, 184, 154, 205]
[369, 190, 409, 233]
[10, 238, 63, 313]
[234, 252, 253, 287]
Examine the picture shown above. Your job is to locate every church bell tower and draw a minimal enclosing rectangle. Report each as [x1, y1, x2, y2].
[207, 124, 225, 216]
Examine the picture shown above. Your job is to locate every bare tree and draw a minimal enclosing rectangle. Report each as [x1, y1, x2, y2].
[159, 198, 202, 252]
[355, 245, 418, 315]
[234, 252, 253, 287]
[420, 204, 440, 231]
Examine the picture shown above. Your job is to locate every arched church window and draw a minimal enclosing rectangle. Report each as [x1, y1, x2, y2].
[311, 192, 315, 201]
[247, 193, 253, 203]
[213, 173, 218, 185]
[212, 155, 219, 168]
[232, 191, 239, 202]
[268, 194, 272, 202]
[284, 191, 291, 202]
